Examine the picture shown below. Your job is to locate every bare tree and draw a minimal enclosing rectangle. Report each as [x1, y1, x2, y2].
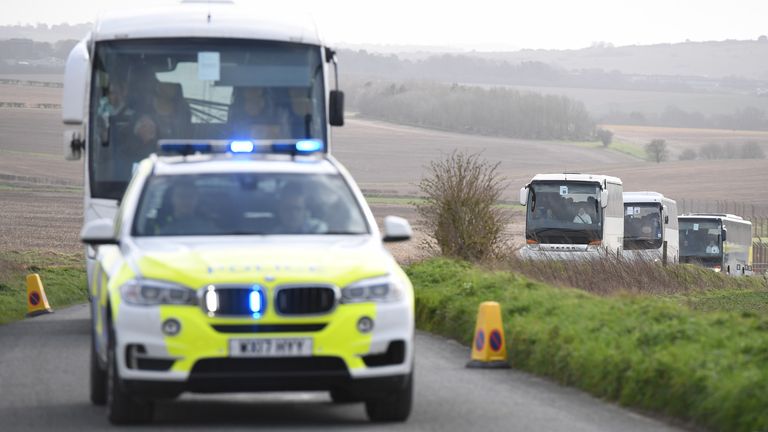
[741, 141, 766, 159]
[645, 139, 668, 163]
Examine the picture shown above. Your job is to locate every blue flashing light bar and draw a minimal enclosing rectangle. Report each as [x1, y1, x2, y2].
[295, 139, 324, 153]
[229, 140, 255, 153]
[157, 139, 325, 157]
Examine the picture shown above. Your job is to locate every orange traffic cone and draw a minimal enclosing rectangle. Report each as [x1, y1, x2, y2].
[466, 301, 509, 369]
[26, 274, 53, 317]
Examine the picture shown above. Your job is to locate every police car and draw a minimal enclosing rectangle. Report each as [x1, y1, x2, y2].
[80, 139, 415, 424]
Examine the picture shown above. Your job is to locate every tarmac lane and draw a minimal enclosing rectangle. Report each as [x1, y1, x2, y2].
[0, 304, 682, 431]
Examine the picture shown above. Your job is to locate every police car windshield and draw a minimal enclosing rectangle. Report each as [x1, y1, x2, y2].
[132, 173, 369, 237]
[89, 39, 326, 200]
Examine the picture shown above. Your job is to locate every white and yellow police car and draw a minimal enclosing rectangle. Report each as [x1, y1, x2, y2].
[81, 139, 415, 424]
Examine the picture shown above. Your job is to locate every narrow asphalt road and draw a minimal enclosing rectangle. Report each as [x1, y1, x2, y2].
[0, 304, 682, 431]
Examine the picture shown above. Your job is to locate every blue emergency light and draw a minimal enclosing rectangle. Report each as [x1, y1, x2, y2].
[158, 139, 325, 156]
[229, 140, 255, 153]
[249, 286, 265, 318]
[295, 139, 324, 153]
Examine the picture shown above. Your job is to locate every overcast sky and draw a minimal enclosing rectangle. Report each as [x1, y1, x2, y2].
[3, 0, 768, 50]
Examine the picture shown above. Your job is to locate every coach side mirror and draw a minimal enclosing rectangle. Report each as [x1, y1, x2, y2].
[81, 218, 118, 246]
[600, 189, 609, 208]
[383, 216, 412, 242]
[721, 228, 727, 242]
[62, 40, 90, 125]
[519, 187, 528, 206]
[64, 130, 84, 160]
[329, 90, 345, 126]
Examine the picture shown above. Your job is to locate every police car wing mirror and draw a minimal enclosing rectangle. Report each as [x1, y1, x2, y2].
[519, 187, 528, 206]
[329, 90, 345, 126]
[62, 39, 89, 125]
[600, 189, 609, 208]
[383, 216, 412, 242]
[64, 130, 84, 161]
[80, 218, 118, 246]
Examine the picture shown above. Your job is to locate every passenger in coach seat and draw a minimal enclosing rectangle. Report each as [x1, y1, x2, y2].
[228, 87, 290, 139]
[706, 239, 720, 254]
[573, 207, 593, 224]
[96, 76, 141, 180]
[133, 82, 191, 145]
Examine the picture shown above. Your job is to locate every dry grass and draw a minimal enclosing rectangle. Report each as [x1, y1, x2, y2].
[492, 252, 765, 296]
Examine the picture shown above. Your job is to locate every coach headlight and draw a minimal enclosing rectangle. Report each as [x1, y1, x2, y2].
[341, 275, 405, 304]
[120, 279, 198, 306]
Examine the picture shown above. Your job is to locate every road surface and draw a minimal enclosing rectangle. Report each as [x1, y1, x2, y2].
[0, 304, 682, 431]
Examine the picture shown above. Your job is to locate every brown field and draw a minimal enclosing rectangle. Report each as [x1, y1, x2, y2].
[0, 84, 63, 106]
[1, 82, 766, 260]
[605, 123, 768, 154]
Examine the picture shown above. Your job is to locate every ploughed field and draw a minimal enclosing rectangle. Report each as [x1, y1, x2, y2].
[1, 80, 767, 257]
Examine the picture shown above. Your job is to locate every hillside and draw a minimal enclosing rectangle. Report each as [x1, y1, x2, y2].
[472, 39, 768, 80]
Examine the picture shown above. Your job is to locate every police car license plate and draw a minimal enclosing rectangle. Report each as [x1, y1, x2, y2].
[229, 338, 313, 357]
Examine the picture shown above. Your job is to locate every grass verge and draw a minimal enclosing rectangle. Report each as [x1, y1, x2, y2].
[408, 258, 768, 432]
[0, 251, 87, 324]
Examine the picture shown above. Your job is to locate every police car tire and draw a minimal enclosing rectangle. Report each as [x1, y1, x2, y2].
[89, 333, 107, 406]
[106, 324, 154, 424]
[364, 372, 413, 423]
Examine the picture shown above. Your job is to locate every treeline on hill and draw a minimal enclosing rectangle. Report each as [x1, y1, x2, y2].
[0, 38, 77, 73]
[604, 105, 768, 131]
[350, 81, 594, 140]
[338, 49, 766, 94]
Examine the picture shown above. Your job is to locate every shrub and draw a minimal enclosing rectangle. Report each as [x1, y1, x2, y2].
[595, 128, 613, 147]
[740, 141, 766, 159]
[417, 151, 509, 261]
[645, 139, 668, 163]
[699, 142, 722, 159]
[678, 148, 697, 161]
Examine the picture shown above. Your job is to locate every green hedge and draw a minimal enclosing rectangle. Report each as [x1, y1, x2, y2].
[408, 258, 768, 432]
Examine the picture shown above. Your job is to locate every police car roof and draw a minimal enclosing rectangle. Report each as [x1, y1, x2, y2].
[152, 154, 338, 176]
[92, 1, 322, 45]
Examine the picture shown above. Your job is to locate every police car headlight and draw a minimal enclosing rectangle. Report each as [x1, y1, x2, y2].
[341, 275, 405, 303]
[120, 279, 198, 306]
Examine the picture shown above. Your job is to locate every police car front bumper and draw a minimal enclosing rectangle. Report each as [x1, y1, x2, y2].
[113, 299, 414, 395]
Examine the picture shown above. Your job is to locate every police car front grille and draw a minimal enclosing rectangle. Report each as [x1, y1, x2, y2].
[211, 323, 327, 333]
[208, 287, 254, 316]
[191, 357, 347, 376]
[275, 286, 337, 315]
